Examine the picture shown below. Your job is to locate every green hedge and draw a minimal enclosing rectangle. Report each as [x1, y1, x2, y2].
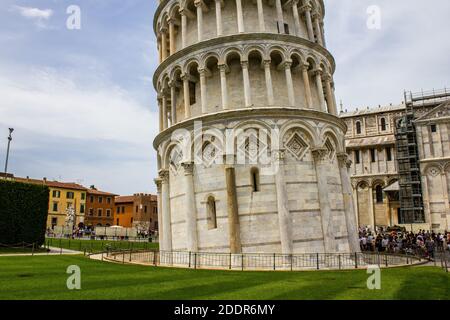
[0, 180, 49, 246]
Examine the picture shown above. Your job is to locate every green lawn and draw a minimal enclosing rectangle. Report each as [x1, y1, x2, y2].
[0, 255, 448, 300]
[45, 238, 159, 253]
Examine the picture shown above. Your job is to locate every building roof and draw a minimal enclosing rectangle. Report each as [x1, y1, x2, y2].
[115, 195, 135, 204]
[345, 135, 396, 148]
[87, 188, 118, 196]
[14, 177, 87, 191]
[340, 103, 406, 118]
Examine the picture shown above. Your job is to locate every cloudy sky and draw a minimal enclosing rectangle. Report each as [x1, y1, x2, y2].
[0, 0, 449, 195]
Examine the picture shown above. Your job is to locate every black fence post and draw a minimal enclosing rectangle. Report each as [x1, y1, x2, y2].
[316, 253, 319, 270]
[241, 254, 244, 271]
[31, 243, 35, 256]
[338, 254, 341, 270]
[273, 253, 276, 271]
[194, 252, 197, 269]
[354, 252, 358, 269]
[229, 253, 232, 270]
[188, 251, 191, 268]
[290, 254, 293, 271]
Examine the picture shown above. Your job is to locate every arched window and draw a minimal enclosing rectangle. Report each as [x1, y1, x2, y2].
[356, 121, 362, 134]
[207, 196, 217, 230]
[251, 167, 260, 192]
[380, 118, 387, 131]
[375, 185, 383, 203]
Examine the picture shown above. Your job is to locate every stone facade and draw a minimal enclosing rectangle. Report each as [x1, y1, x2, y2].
[153, 0, 359, 254]
[341, 97, 450, 232]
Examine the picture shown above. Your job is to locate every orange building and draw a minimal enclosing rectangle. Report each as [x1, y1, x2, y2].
[114, 196, 134, 227]
[85, 186, 117, 228]
[114, 194, 158, 232]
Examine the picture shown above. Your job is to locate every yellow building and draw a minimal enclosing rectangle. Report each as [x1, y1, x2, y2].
[15, 177, 87, 228]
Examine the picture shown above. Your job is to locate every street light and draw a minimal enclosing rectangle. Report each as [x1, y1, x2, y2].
[4, 128, 14, 176]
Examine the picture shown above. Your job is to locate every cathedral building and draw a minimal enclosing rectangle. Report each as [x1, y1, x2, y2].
[341, 89, 450, 232]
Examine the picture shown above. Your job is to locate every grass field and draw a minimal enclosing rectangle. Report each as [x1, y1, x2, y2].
[45, 238, 159, 253]
[0, 255, 448, 300]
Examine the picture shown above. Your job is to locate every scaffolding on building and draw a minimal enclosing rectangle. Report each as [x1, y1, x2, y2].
[395, 88, 450, 224]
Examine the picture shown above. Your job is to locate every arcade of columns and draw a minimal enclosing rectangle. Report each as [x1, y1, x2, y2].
[155, 0, 337, 132]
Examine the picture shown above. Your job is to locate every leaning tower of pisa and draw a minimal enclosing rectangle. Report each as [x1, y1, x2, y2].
[153, 0, 359, 255]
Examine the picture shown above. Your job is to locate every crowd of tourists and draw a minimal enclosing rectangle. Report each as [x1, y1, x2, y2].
[359, 227, 450, 260]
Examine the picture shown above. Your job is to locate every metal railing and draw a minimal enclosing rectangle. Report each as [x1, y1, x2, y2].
[104, 249, 426, 271]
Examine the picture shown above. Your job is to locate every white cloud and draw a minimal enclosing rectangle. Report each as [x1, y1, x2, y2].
[10, 5, 54, 28]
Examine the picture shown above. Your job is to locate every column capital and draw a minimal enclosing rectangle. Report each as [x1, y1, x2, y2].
[337, 153, 349, 168]
[159, 26, 168, 33]
[240, 60, 249, 69]
[167, 17, 176, 25]
[311, 11, 321, 20]
[181, 162, 195, 175]
[283, 60, 293, 69]
[300, 4, 312, 13]
[323, 73, 333, 82]
[158, 169, 170, 183]
[311, 147, 329, 163]
[222, 153, 236, 166]
[312, 68, 323, 76]
[300, 63, 309, 72]
[181, 73, 192, 82]
[218, 63, 229, 72]
[263, 59, 272, 67]
[154, 178, 162, 193]
[273, 149, 286, 163]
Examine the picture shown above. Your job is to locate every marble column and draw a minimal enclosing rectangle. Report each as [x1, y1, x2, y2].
[301, 64, 313, 109]
[215, 0, 223, 36]
[264, 60, 274, 106]
[275, 0, 285, 33]
[169, 81, 177, 125]
[235, 0, 245, 33]
[274, 150, 292, 255]
[303, 4, 314, 41]
[368, 185, 376, 229]
[161, 28, 168, 61]
[292, 0, 302, 36]
[195, 1, 203, 42]
[159, 169, 172, 252]
[158, 39, 162, 63]
[324, 74, 337, 115]
[241, 61, 252, 107]
[441, 173, 450, 230]
[218, 64, 228, 110]
[224, 156, 242, 254]
[199, 68, 207, 113]
[181, 74, 191, 119]
[312, 147, 336, 253]
[162, 93, 168, 129]
[182, 162, 199, 252]
[337, 153, 360, 253]
[180, 10, 187, 49]
[256, 0, 265, 32]
[154, 178, 163, 248]
[314, 69, 327, 112]
[313, 13, 323, 46]
[353, 184, 360, 227]
[168, 18, 176, 55]
[157, 95, 163, 132]
[284, 61, 295, 106]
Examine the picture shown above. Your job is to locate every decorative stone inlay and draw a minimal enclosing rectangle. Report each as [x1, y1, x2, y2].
[285, 132, 309, 160]
[169, 146, 183, 175]
[238, 132, 268, 163]
[324, 137, 336, 161]
[429, 167, 440, 177]
[202, 142, 220, 168]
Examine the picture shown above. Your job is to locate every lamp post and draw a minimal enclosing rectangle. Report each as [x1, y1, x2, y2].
[4, 128, 14, 176]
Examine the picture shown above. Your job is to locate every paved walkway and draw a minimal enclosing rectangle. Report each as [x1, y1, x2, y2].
[0, 246, 82, 257]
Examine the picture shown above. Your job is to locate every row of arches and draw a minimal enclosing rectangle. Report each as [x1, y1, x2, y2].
[156, 0, 326, 61]
[158, 120, 345, 170]
[156, 43, 337, 131]
[354, 117, 390, 136]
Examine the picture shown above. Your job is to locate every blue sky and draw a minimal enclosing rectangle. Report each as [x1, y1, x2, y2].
[0, 0, 449, 195]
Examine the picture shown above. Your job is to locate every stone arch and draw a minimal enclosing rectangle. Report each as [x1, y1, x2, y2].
[320, 126, 344, 153]
[243, 45, 266, 61]
[280, 120, 319, 148]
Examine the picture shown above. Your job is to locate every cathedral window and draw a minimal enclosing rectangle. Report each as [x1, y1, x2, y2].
[380, 117, 387, 131]
[355, 121, 362, 134]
